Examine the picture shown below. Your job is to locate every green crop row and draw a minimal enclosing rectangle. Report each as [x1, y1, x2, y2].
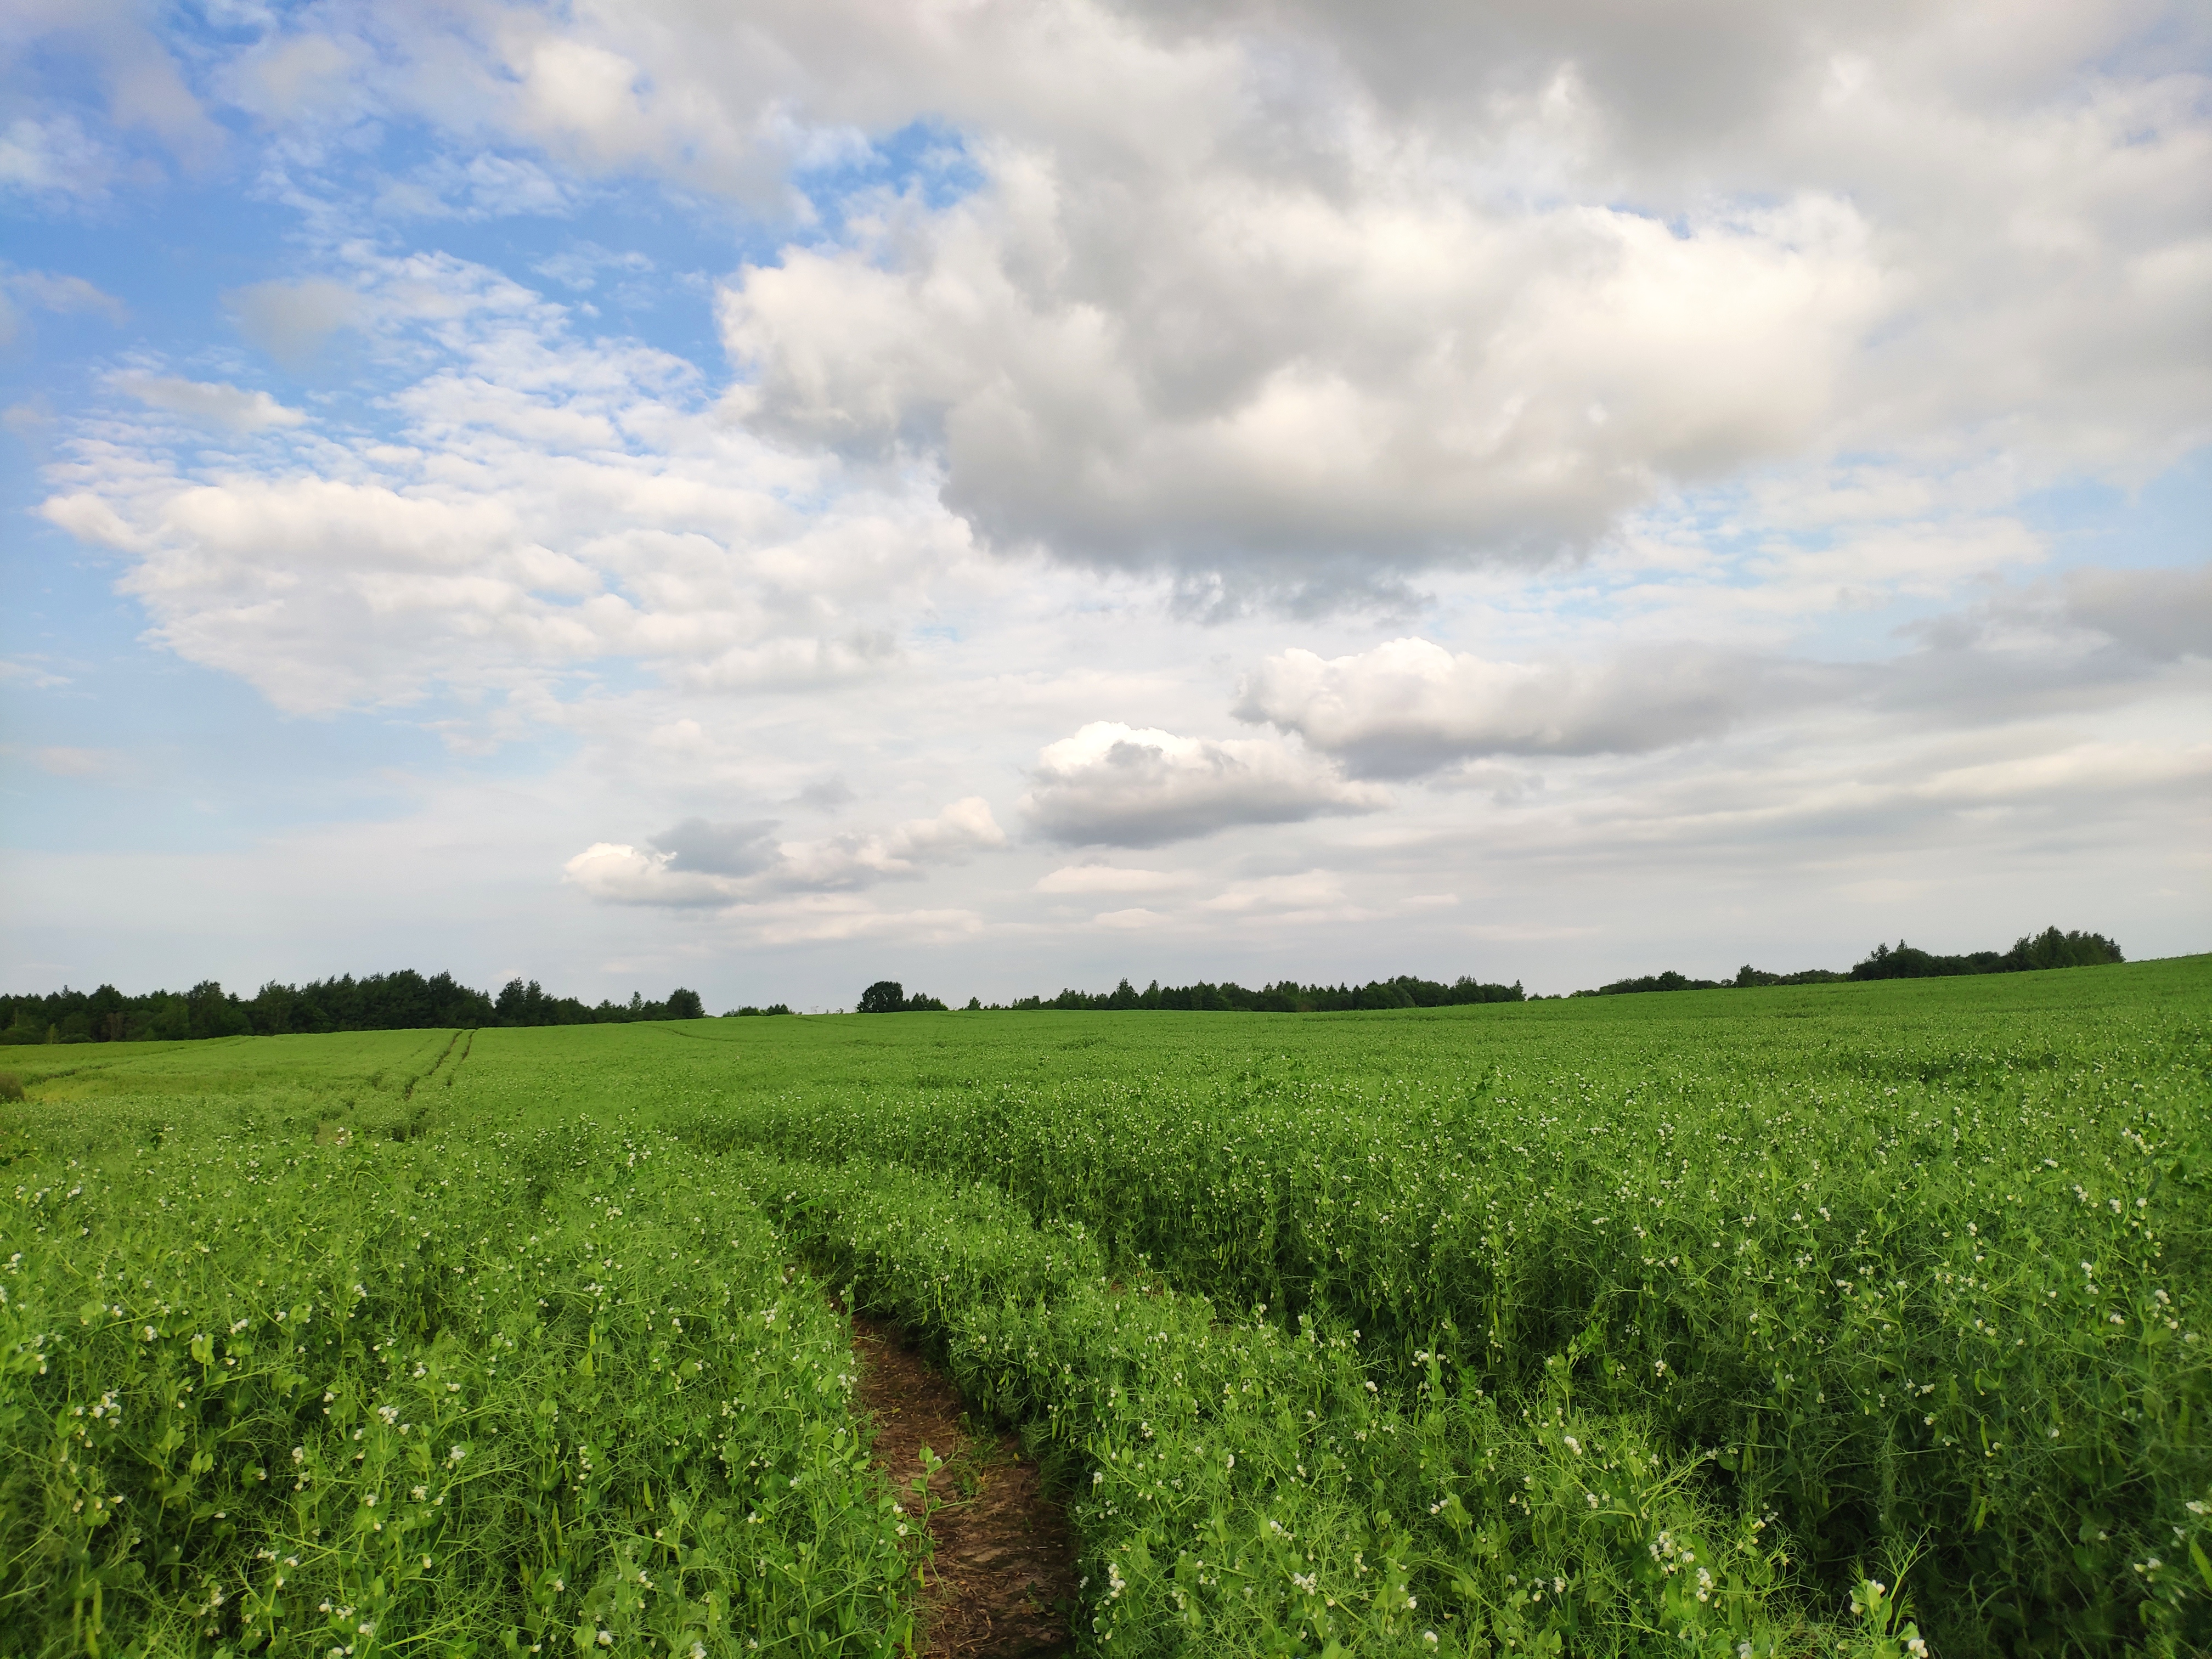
[1, 1109, 922, 1657]
[713, 1147, 1936, 1658]
[661, 972, 2212, 1656]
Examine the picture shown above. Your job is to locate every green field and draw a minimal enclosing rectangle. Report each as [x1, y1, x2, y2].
[4, 958, 2208, 1657]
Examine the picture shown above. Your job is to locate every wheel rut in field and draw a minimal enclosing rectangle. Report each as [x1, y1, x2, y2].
[850, 1316, 1076, 1657]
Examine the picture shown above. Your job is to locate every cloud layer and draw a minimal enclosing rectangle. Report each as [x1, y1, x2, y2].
[565, 798, 1006, 909]
[1021, 722, 1387, 847]
[36, 251, 963, 719]
[240, 0, 2209, 590]
[1233, 639, 1824, 775]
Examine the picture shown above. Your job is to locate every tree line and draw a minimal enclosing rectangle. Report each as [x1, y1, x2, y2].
[2, 924, 2128, 1043]
[857, 927, 2125, 1014]
[1, 972, 705, 1045]
[859, 973, 1526, 1014]
[1577, 926, 2124, 997]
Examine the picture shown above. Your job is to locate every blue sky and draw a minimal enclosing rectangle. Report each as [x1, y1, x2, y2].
[3, 0, 2207, 1007]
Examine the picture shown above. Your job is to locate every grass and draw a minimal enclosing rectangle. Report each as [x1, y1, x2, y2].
[3, 957, 2207, 1655]
[2, 1044, 916, 1657]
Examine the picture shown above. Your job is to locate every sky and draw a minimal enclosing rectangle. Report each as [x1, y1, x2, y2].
[2, 0, 2208, 1011]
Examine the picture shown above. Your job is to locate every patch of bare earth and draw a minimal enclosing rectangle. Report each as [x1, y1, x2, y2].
[851, 1316, 1076, 1657]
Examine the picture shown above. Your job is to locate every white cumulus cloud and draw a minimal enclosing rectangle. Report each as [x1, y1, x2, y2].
[286, 0, 2208, 598]
[39, 251, 966, 719]
[722, 165, 1883, 592]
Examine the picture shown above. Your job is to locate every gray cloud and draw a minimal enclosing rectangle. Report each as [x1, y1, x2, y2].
[565, 798, 1007, 907]
[664, 0, 2206, 599]
[1232, 637, 1831, 776]
[653, 816, 780, 876]
[722, 177, 1882, 588]
[1876, 562, 2212, 725]
[225, 278, 368, 368]
[1020, 721, 1387, 847]
[112, 374, 308, 432]
[790, 775, 855, 812]
[1239, 568, 2212, 786]
[2063, 565, 2212, 663]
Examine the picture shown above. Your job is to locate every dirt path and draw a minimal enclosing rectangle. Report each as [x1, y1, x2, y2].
[851, 1316, 1076, 1657]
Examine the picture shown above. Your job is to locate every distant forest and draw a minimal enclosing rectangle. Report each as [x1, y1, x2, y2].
[0, 926, 2127, 1044]
[1578, 927, 2124, 997]
[947, 973, 1527, 1014]
[883, 926, 2125, 1013]
[1, 972, 703, 1046]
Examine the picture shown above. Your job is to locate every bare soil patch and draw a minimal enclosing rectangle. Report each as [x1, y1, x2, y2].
[850, 1316, 1076, 1657]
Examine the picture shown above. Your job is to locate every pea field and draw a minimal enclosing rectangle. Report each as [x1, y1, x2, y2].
[3, 956, 2208, 1658]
